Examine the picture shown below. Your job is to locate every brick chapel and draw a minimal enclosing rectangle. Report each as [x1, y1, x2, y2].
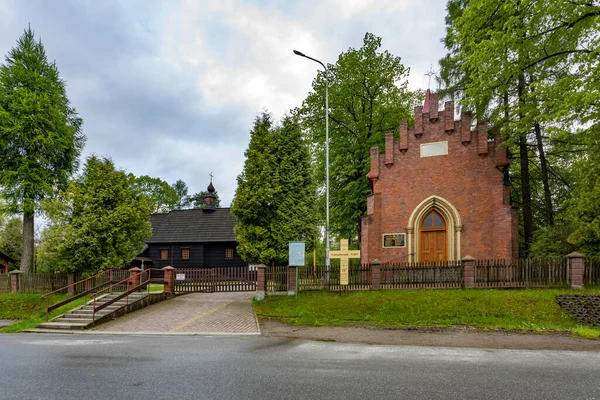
[361, 91, 518, 264]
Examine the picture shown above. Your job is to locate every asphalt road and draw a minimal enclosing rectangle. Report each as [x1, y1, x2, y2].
[1, 333, 599, 400]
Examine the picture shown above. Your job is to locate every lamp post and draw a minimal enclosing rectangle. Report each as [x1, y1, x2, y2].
[293, 49, 330, 278]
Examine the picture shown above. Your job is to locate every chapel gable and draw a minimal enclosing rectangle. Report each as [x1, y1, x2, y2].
[361, 91, 517, 264]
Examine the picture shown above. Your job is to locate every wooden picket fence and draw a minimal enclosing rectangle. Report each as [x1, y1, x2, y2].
[18, 273, 70, 293]
[0, 274, 10, 293]
[475, 258, 568, 288]
[380, 261, 462, 289]
[584, 256, 600, 286]
[266, 265, 288, 292]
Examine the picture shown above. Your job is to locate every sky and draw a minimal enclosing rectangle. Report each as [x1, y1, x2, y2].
[0, 0, 448, 207]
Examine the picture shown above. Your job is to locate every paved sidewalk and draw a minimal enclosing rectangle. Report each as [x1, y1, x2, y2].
[92, 292, 259, 335]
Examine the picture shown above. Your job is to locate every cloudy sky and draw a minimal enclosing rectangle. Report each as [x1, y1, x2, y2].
[1, 0, 448, 206]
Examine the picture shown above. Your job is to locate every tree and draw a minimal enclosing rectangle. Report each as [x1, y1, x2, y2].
[441, 0, 599, 254]
[299, 32, 420, 242]
[232, 112, 318, 265]
[134, 175, 178, 213]
[0, 216, 23, 269]
[172, 180, 190, 210]
[188, 189, 221, 209]
[37, 156, 151, 274]
[0, 27, 84, 272]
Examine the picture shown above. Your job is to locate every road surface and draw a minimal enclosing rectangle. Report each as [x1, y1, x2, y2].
[1, 333, 598, 399]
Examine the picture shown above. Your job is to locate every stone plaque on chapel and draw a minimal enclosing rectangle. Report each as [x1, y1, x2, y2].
[383, 234, 405, 248]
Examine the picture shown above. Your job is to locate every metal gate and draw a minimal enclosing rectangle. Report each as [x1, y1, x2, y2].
[174, 267, 256, 293]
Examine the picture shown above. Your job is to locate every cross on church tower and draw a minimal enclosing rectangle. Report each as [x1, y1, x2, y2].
[425, 64, 437, 89]
[209, 172, 214, 183]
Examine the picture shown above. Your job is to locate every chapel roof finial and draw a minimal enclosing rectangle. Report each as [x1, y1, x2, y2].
[207, 172, 215, 193]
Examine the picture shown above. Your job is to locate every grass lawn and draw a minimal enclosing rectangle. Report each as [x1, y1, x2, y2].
[0, 293, 89, 333]
[147, 283, 164, 292]
[254, 287, 600, 339]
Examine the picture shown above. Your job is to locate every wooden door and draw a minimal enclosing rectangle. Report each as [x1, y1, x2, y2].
[419, 210, 447, 262]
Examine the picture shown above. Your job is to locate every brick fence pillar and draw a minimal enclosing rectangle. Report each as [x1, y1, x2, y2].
[462, 256, 475, 288]
[162, 266, 175, 294]
[371, 259, 381, 290]
[288, 266, 297, 295]
[67, 273, 76, 295]
[10, 270, 21, 293]
[255, 264, 266, 300]
[566, 252, 585, 289]
[129, 267, 142, 291]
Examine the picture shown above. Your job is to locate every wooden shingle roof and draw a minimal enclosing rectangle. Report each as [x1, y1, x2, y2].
[146, 208, 237, 244]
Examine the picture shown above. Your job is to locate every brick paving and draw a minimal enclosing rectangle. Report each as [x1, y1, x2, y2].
[93, 292, 259, 334]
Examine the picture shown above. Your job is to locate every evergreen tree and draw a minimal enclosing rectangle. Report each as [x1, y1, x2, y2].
[0, 27, 84, 272]
[0, 216, 23, 270]
[38, 156, 152, 274]
[232, 112, 318, 265]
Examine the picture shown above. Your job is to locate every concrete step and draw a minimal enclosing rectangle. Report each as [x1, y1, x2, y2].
[36, 322, 89, 330]
[55, 318, 94, 324]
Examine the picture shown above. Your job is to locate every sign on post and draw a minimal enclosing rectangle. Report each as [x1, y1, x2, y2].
[288, 242, 306, 267]
[329, 239, 361, 286]
[175, 273, 185, 281]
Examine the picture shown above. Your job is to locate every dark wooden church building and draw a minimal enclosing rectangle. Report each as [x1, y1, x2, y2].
[133, 182, 246, 269]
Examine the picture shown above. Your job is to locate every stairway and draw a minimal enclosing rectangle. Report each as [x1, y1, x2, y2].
[36, 292, 150, 330]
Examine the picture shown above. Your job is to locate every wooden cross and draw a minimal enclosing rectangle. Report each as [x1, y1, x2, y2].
[329, 239, 361, 286]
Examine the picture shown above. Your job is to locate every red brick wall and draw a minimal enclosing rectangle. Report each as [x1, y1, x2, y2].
[361, 94, 517, 263]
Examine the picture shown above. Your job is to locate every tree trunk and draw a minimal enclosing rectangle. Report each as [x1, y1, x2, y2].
[518, 73, 534, 254]
[21, 212, 34, 273]
[533, 122, 554, 225]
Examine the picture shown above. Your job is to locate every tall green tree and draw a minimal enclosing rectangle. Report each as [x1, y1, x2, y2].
[299, 32, 420, 242]
[0, 27, 84, 272]
[134, 175, 178, 213]
[38, 156, 151, 274]
[232, 112, 318, 265]
[442, 0, 599, 254]
[172, 179, 190, 210]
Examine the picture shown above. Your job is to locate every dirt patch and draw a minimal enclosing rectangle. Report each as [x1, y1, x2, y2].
[259, 319, 600, 351]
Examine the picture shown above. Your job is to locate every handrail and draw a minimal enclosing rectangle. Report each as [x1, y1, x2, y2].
[42, 269, 115, 322]
[41, 270, 108, 299]
[92, 269, 163, 321]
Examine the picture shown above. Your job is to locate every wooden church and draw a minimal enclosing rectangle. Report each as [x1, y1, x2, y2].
[361, 91, 518, 264]
[133, 182, 246, 269]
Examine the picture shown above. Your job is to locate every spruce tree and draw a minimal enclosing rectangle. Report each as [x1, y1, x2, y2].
[0, 27, 84, 272]
[232, 112, 318, 265]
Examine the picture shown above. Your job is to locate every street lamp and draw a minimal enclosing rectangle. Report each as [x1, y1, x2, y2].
[293, 49, 330, 278]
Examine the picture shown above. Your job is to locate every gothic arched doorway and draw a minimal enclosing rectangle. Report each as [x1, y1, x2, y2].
[419, 209, 447, 262]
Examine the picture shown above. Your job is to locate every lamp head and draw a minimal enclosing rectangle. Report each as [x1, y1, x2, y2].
[293, 50, 305, 57]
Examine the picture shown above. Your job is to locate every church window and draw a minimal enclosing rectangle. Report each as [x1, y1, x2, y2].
[160, 249, 168, 260]
[181, 248, 190, 260]
[420, 141, 448, 157]
[225, 248, 234, 259]
[422, 210, 445, 229]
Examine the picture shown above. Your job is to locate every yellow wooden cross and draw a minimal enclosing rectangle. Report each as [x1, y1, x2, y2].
[329, 239, 361, 285]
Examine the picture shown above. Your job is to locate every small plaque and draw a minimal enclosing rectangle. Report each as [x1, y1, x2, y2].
[421, 141, 448, 157]
[383, 233, 405, 248]
[175, 273, 185, 281]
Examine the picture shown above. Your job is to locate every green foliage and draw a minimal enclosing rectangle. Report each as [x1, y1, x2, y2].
[232, 112, 318, 265]
[441, 0, 600, 254]
[37, 156, 152, 274]
[134, 175, 178, 213]
[0, 27, 84, 213]
[171, 179, 190, 210]
[188, 190, 221, 209]
[0, 216, 22, 269]
[299, 33, 421, 242]
[0, 27, 84, 272]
